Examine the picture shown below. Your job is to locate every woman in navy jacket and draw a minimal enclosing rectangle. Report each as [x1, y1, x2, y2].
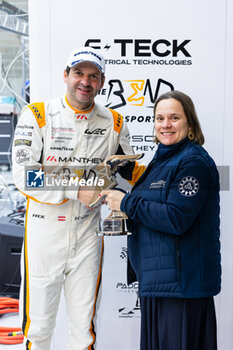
[102, 90, 221, 350]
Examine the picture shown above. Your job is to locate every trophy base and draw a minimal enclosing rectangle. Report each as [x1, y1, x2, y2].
[96, 211, 132, 236]
[96, 231, 132, 237]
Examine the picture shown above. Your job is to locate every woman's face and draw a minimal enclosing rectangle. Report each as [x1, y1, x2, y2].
[154, 98, 190, 146]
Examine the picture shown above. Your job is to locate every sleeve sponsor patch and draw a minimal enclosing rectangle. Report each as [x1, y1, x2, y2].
[15, 148, 30, 165]
[178, 176, 199, 197]
[109, 109, 123, 133]
[14, 139, 32, 147]
[27, 102, 46, 128]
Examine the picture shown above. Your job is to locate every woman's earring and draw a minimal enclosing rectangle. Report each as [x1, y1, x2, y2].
[188, 130, 194, 141]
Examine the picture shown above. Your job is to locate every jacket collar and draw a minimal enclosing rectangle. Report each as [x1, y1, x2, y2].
[153, 137, 191, 161]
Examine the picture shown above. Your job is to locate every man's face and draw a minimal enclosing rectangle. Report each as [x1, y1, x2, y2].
[64, 62, 105, 110]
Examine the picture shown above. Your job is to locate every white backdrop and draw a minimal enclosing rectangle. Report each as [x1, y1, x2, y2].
[28, 0, 233, 349]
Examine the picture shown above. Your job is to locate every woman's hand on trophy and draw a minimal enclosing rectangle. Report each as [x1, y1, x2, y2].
[101, 190, 125, 211]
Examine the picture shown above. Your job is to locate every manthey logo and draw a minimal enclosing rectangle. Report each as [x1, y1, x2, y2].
[46, 156, 104, 164]
[76, 114, 87, 120]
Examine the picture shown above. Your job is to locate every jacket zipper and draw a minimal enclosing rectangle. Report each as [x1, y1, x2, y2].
[176, 239, 182, 281]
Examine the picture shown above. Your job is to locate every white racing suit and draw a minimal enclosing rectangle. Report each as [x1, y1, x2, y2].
[12, 95, 145, 350]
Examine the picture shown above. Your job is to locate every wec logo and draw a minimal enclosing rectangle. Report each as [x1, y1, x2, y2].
[84, 128, 106, 135]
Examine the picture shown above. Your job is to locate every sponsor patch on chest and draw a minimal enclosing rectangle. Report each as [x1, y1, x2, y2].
[149, 180, 166, 189]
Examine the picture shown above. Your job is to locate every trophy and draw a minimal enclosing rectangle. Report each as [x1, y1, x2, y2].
[88, 154, 143, 236]
[98, 209, 129, 236]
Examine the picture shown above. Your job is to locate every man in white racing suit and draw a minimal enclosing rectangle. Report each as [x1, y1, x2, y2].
[12, 47, 144, 350]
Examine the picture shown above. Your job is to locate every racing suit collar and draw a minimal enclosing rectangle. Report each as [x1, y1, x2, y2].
[64, 94, 95, 115]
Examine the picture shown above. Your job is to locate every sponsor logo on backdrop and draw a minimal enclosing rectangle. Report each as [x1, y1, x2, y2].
[84, 39, 190, 112]
[85, 38, 192, 66]
[85, 38, 192, 109]
[116, 282, 140, 318]
[116, 282, 139, 293]
[125, 115, 154, 123]
[99, 78, 174, 110]
[118, 295, 141, 318]
[120, 246, 127, 261]
[130, 134, 156, 152]
[117, 247, 140, 318]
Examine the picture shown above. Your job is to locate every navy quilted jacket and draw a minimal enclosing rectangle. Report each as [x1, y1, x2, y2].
[121, 137, 221, 298]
